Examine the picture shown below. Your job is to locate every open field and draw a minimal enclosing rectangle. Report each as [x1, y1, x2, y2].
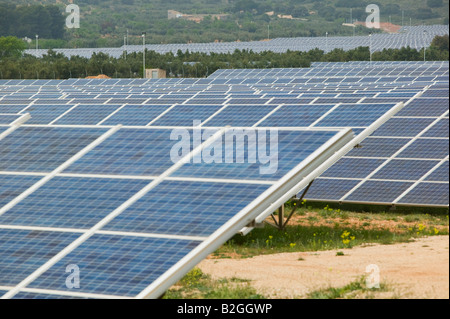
[167, 208, 449, 299]
[199, 235, 449, 299]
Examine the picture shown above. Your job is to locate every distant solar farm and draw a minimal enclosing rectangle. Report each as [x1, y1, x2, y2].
[0, 58, 448, 299]
[26, 25, 449, 58]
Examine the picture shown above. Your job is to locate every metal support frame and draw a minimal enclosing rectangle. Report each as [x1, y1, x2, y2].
[266, 180, 315, 230]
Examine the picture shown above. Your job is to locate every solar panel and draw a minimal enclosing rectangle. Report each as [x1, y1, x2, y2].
[0, 125, 354, 299]
[100, 104, 173, 126]
[145, 105, 221, 126]
[259, 104, 335, 127]
[0, 127, 109, 172]
[0, 176, 151, 229]
[306, 91, 449, 207]
[398, 182, 448, 206]
[22, 105, 77, 125]
[0, 115, 22, 125]
[204, 104, 277, 127]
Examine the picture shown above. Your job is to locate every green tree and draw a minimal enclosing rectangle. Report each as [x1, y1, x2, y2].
[427, 0, 444, 8]
[0, 36, 27, 59]
[292, 6, 309, 18]
[431, 35, 449, 51]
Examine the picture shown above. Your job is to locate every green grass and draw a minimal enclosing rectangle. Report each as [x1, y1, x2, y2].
[164, 268, 265, 299]
[214, 206, 449, 259]
[217, 224, 411, 258]
[167, 206, 448, 299]
[306, 277, 391, 299]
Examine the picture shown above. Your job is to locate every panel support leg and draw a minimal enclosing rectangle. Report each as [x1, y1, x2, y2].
[267, 180, 315, 230]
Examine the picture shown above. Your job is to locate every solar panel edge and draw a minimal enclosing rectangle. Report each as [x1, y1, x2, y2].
[0, 126, 119, 218]
[0, 127, 354, 299]
[136, 128, 355, 298]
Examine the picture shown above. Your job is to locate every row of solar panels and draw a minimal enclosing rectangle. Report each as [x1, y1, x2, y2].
[0, 69, 447, 208]
[0, 80, 447, 208]
[1, 63, 447, 88]
[1, 97, 447, 208]
[24, 25, 449, 59]
[0, 61, 448, 299]
[0, 124, 355, 299]
[27, 98, 446, 209]
[1, 79, 447, 107]
[209, 62, 449, 79]
[311, 61, 449, 68]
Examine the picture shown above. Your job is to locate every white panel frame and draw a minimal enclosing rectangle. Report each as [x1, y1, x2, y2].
[136, 128, 354, 299]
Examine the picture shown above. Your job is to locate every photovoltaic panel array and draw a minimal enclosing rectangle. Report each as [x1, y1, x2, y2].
[0, 62, 448, 207]
[0, 124, 354, 299]
[306, 93, 449, 207]
[25, 25, 449, 58]
[0, 60, 448, 299]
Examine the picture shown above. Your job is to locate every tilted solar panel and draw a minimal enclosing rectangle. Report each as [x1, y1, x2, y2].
[306, 92, 449, 207]
[0, 126, 354, 298]
[0, 115, 22, 125]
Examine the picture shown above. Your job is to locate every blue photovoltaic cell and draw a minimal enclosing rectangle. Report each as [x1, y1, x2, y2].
[397, 139, 449, 159]
[54, 105, 121, 125]
[371, 118, 436, 137]
[315, 104, 394, 127]
[346, 180, 414, 203]
[259, 105, 334, 127]
[0, 99, 31, 105]
[270, 98, 314, 104]
[362, 98, 407, 104]
[301, 93, 335, 98]
[173, 130, 341, 181]
[0, 115, 20, 125]
[107, 98, 147, 105]
[0, 175, 42, 207]
[421, 89, 449, 98]
[396, 98, 449, 117]
[304, 178, 361, 201]
[0, 177, 150, 229]
[11, 292, 86, 299]
[421, 119, 449, 138]
[206, 104, 276, 127]
[313, 98, 362, 104]
[146, 99, 190, 105]
[321, 157, 386, 179]
[0, 229, 80, 286]
[70, 99, 110, 105]
[347, 138, 411, 158]
[398, 183, 449, 206]
[425, 161, 449, 182]
[22, 105, 75, 124]
[377, 92, 417, 98]
[371, 160, 440, 181]
[228, 99, 270, 105]
[0, 105, 28, 113]
[28, 235, 202, 297]
[184, 99, 228, 105]
[101, 104, 171, 126]
[0, 127, 107, 173]
[339, 93, 375, 98]
[103, 180, 271, 237]
[151, 105, 224, 126]
[64, 128, 215, 176]
[34, 99, 68, 105]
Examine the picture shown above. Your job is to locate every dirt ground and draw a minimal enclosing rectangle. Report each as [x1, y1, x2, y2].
[199, 235, 449, 299]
